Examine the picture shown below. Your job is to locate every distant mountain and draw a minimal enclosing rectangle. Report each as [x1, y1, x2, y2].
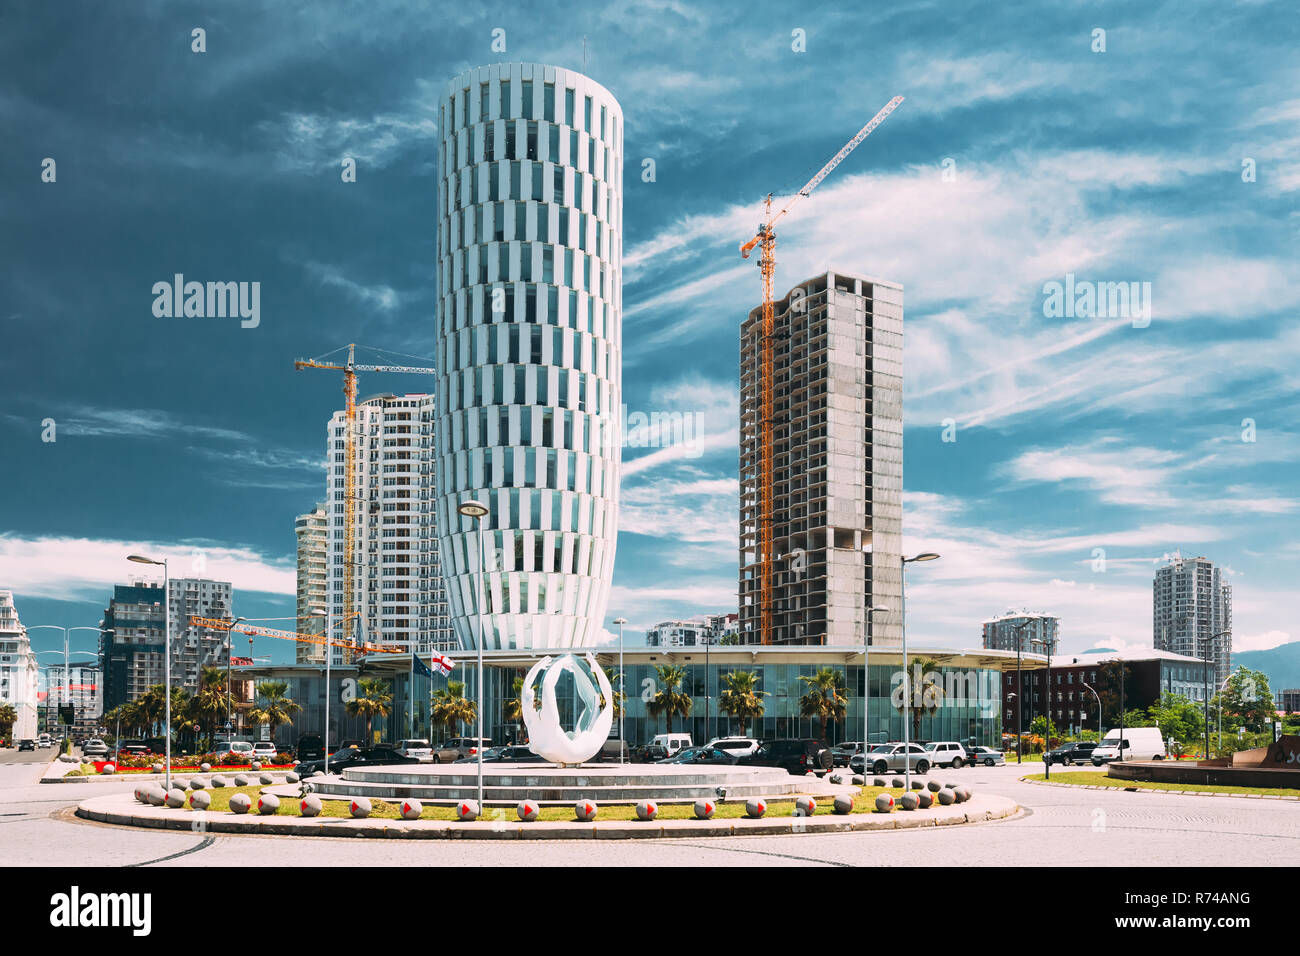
[1236, 642, 1300, 693]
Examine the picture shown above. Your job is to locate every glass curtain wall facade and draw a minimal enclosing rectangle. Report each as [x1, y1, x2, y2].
[435, 63, 623, 651]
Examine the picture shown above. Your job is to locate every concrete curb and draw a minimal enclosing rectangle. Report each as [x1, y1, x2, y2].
[43, 771, 293, 785]
[1020, 775, 1300, 800]
[75, 791, 1019, 840]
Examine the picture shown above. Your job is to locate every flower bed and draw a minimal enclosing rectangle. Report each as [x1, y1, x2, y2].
[92, 757, 295, 774]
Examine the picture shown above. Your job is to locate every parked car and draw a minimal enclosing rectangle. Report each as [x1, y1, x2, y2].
[454, 745, 548, 764]
[81, 738, 108, 757]
[634, 743, 669, 763]
[396, 739, 434, 762]
[738, 739, 835, 775]
[295, 733, 327, 762]
[659, 745, 740, 766]
[850, 743, 932, 776]
[294, 746, 419, 777]
[213, 740, 255, 762]
[442, 737, 491, 760]
[1092, 727, 1166, 765]
[923, 741, 969, 768]
[18, 739, 36, 752]
[706, 737, 760, 757]
[1045, 741, 1097, 766]
[831, 741, 866, 767]
[250, 741, 279, 762]
[647, 733, 693, 758]
[965, 746, 1006, 767]
[37, 734, 52, 749]
[118, 739, 151, 757]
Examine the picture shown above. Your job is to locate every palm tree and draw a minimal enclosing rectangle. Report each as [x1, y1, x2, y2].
[895, 657, 946, 740]
[344, 677, 391, 743]
[189, 667, 231, 751]
[249, 680, 302, 748]
[718, 670, 767, 736]
[798, 667, 848, 741]
[646, 665, 692, 735]
[600, 666, 626, 719]
[432, 680, 476, 739]
[169, 687, 196, 751]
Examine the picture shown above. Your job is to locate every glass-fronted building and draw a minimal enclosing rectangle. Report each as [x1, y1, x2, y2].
[435, 62, 624, 651]
[243, 645, 1037, 752]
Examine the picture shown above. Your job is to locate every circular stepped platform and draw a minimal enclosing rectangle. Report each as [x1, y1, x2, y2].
[296, 763, 851, 806]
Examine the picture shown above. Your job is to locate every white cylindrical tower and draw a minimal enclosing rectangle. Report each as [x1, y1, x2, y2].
[435, 63, 622, 650]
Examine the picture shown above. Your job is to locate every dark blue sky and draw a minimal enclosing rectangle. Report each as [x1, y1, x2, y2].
[3, 0, 1298, 664]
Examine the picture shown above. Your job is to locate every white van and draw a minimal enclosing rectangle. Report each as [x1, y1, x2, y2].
[1091, 727, 1166, 765]
[649, 733, 692, 756]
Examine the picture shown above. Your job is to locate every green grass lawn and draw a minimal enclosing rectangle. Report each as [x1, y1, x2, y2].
[1027, 771, 1300, 798]
[182, 782, 930, 821]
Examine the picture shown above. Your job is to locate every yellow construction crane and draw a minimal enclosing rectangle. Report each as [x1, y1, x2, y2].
[739, 95, 904, 645]
[294, 343, 437, 656]
[189, 615, 401, 655]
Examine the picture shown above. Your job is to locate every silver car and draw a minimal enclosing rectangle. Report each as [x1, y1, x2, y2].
[965, 746, 1006, 767]
[850, 743, 932, 776]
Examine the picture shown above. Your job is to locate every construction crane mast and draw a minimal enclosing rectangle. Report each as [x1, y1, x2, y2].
[294, 344, 437, 658]
[738, 95, 904, 645]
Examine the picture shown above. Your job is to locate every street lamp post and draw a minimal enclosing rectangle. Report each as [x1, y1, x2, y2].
[864, 604, 890, 754]
[614, 618, 627, 764]
[1008, 620, 1033, 765]
[224, 617, 246, 742]
[127, 555, 170, 789]
[1203, 629, 1230, 760]
[310, 608, 333, 775]
[458, 499, 490, 812]
[1031, 636, 1053, 780]
[1082, 681, 1102, 742]
[901, 553, 940, 791]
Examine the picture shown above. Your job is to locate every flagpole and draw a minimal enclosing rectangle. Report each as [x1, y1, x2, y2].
[408, 643, 415, 740]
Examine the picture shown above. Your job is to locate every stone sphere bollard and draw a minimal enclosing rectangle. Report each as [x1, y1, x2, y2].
[937, 788, 956, 806]
[517, 799, 539, 822]
[851, 775, 865, 786]
[189, 789, 211, 810]
[874, 793, 895, 812]
[211, 775, 227, 788]
[256, 793, 279, 815]
[133, 785, 147, 803]
[794, 795, 817, 817]
[259, 774, 274, 786]
[399, 799, 423, 821]
[873, 777, 887, 788]
[286, 772, 299, 784]
[173, 778, 188, 791]
[744, 798, 766, 819]
[146, 786, 166, 806]
[165, 788, 186, 808]
[456, 800, 478, 821]
[189, 778, 205, 790]
[891, 777, 905, 789]
[956, 786, 972, 803]
[152, 762, 163, 773]
[918, 790, 934, 809]
[575, 799, 598, 822]
[233, 775, 249, 787]
[900, 791, 920, 811]
[251, 761, 262, 771]
[945, 781, 960, 791]
[300, 794, 322, 817]
[693, 799, 716, 820]
[833, 794, 854, 814]
[635, 800, 658, 821]
[828, 773, 844, 785]
[927, 780, 942, 792]
[229, 792, 252, 814]
[910, 779, 924, 791]
[200, 762, 211, 772]
[100, 763, 115, 774]
[350, 797, 372, 818]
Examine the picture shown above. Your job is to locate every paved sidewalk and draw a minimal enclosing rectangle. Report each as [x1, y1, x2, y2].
[76, 790, 1020, 840]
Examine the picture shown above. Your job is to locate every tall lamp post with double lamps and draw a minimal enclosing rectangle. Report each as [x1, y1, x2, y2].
[457, 499, 490, 813]
[864, 604, 890, 754]
[901, 553, 940, 791]
[613, 617, 627, 764]
[309, 608, 333, 774]
[223, 617, 246, 740]
[127, 554, 171, 789]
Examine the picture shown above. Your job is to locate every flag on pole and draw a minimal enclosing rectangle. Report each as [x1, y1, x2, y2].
[430, 652, 455, 676]
[412, 654, 434, 680]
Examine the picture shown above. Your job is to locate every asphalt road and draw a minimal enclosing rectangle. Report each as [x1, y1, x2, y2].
[2, 753, 1297, 867]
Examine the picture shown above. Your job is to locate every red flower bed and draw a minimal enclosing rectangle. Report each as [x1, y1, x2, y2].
[92, 761, 295, 773]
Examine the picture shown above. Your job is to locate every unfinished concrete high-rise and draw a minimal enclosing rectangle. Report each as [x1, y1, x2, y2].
[739, 270, 903, 647]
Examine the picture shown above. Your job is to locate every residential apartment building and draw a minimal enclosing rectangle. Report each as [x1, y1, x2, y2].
[324, 394, 454, 662]
[434, 63, 624, 650]
[295, 502, 328, 664]
[1279, 689, 1300, 714]
[0, 591, 39, 739]
[739, 270, 904, 647]
[99, 577, 232, 713]
[1153, 554, 1232, 684]
[645, 613, 739, 648]
[41, 664, 102, 738]
[982, 610, 1060, 655]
